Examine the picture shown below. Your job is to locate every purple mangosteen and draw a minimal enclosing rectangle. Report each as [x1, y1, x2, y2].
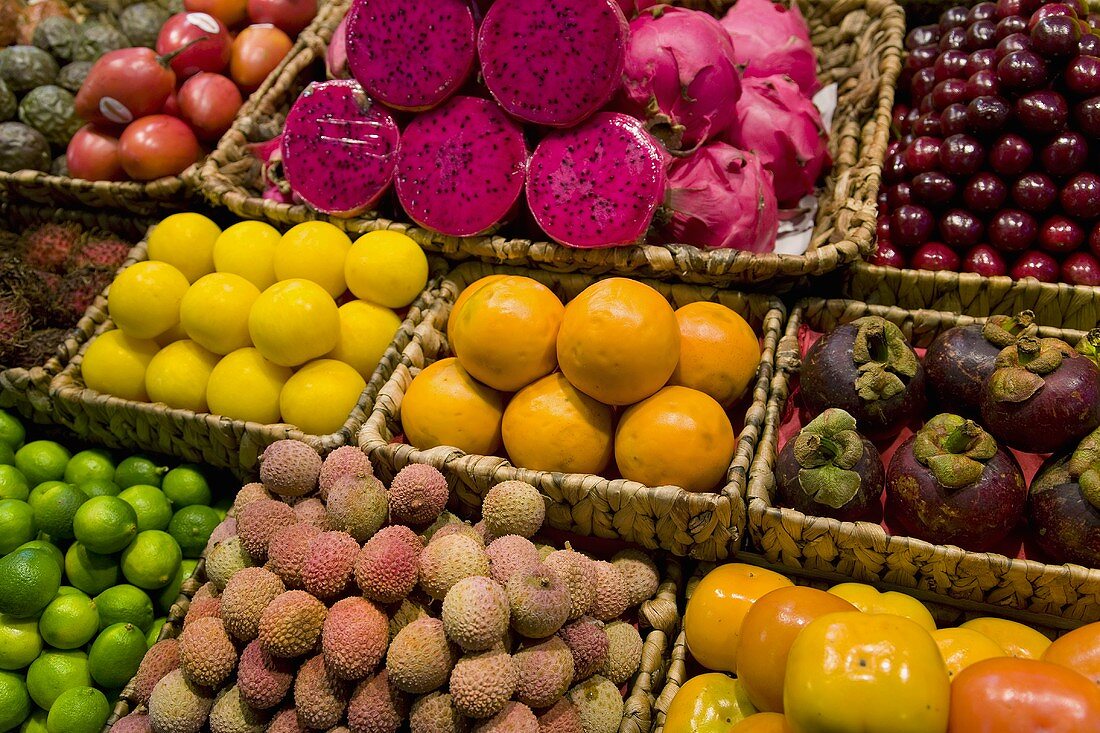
[1029, 427, 1100, 567]
[886, 414, 1027, 550]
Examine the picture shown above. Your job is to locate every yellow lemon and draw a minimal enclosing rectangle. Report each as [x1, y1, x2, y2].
[146, 213, 221, 283]
[212, 221, 280, 290]
[179, 273, 261, 355]
[144, 340, 219, 412]
[279, 359, 367, 436]
[154, 322, 188, 348]
[205, 348, 292, 424]
[401, 357, 505, 455]
[248, 279, 339, 367]
[81, 330, 159, 402]
[273, 222, 353, 297]
[326, 300, 402, 380]
[107, 261, 189, 340]
[345, 231, 428, 308]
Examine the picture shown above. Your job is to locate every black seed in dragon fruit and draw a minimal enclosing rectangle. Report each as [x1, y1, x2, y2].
[525, 112, 668, 248]
[345, 0, 476, 112]
[280, 79, 400, 218]
[394, 95, 527, 238]
[478, 0, 629, 127]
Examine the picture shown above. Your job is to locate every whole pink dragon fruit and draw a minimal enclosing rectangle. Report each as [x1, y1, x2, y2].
[395, 96, 528, 237]
[721, 0, 820, 97]
[660, 142, 778, 251]
[619, 6, 742, 152]
[615, 0, 658, 17]
[281, 80, 400, 217]
[526, 112, 668, 248]
[478, 0, 629, 127]
[726, 75, 830, 207]
[326, 14, 349, 80]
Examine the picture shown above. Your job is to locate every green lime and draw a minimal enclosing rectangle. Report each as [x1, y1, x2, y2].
[117, 485, 172, 532]
[167, 505, 220, 559]
[0, 670, 31, 731]
[182, 557, 197, 579]
[0, 547, 61, 618]
[46, 686, 108, 733]
[161, 465, 211, 507]
[93, 585, 153, 632]
[32, 483, 87, 541]
[155, 561, 183, 615]
[16, 542, 62, 573]
[87, 623, 146, 690]
[14, 443, 71, 487]
[146, 617, 165, 647]
[121, 531, 180, 590]
[38, 593, 98, 650]
[54, 586, 85, 597]
[62, 543, 118, 596]
[72, 496, 138, 554]
[0, 613, 43, 670]
[62, 450, 114, 486]
[25, 650, 90, 710]
[0, 500, 36, 554]
[113, 456, 166, 490]
[0, 466, 30, 501]
[26, 481, 67, 512]
[19, 708, 47, 733]
[74, 478, 121, 499]
[0, 411, 25, 451]
[0, 442, 14, 467]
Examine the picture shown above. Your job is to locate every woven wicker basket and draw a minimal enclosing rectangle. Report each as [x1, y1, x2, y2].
[747, 298, 1100, 624]
[358, 262, 786, 560]
[195, 0, 904, 288]
[48, 224, 449, 477]
[0, 204, 149, 425]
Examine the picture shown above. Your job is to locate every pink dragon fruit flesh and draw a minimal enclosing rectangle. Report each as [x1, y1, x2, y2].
[346, 0, 476, 112]
[395, 96, 528, 238]
[721, 0, 820, 97]
[615, 0, 658, 18]
[280, 79, 400, 218]
[249, 133, 295, 205]
[620, 6, 742, 152]
[660, 142, 778, 252]
[478, 0, 629, 128]
[526, 112, 668, 248]
[326, 14, 349, 80]
[726, 74, 831, 207]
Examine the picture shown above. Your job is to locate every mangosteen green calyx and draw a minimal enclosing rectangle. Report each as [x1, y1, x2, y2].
[1029, 426, 1100, 567]
[1076, 328, 1100, 369]
[775, 408, 884, 521]
[980, 335, 1100, 454]
[800, 316, 926, 441]
[924, 311, 1036, 414]
[886, 414, 1026, 551]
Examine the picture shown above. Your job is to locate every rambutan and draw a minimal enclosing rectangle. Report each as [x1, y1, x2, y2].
[50, 267, 112, 327]
[0, 253, 52, 326]
[0, 289, 33, 366]
[19, 222, 83, 274]
[9, 327, 66, 369]
[70, 233, 132, 270]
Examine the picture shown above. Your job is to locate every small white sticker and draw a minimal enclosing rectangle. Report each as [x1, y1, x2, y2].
[99, 97, 133, 125]
[187, 12, 221, 34]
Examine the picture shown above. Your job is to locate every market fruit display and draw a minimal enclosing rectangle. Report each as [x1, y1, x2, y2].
[0, 408, 230, 732]
[876, 1, 1100, 284]
[272, 0, 831, 252]
[114, 439, 659, 733]
[79, 213, 425, 435]
[400, 274, 761, 492]
[675, 562, 1100, 733]
[0, 220, 133, 369]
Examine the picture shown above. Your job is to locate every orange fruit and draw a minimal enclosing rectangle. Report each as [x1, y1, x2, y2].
[449, 276, 564, 392]
[447, 275, 508, 337]
[1041, 623, 1100, 684]
[960, 617, 1052, 660]
[556, 278, 679, 406]
[614, 386, 736, 492]
[683, 563, 793, 672]
[501, 373, 614, 475]
[737, 586, 858, 713]
[932, 628, 1006, 680]
[400, 358, 506, 455]
[731, 713, 794, 733]
[670, 302, 761, 407]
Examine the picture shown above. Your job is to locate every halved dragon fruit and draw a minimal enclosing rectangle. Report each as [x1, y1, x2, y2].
[281, 79, 400, 218]
[721, 0, 820, 97]
[726, 75, 831, 207]
[660, 142, 778, 252]
[478, 0, 629, 127]
[326, 14, 349, 79]
[345, 0, 476, 111]
[526, 112, 668, 248]
[395, 96, 528, 237]
[620, 7, 742, 152]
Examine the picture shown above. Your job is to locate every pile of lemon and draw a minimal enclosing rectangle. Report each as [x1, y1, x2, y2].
[81, 214, 429, 435]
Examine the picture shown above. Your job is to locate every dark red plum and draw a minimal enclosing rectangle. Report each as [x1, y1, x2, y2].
[908, 45, 940, 74]
[912, 67, 938, 100]
[1011, 172, 1058, 212]
[1074, 96, 1100, 135]
[1014, 90, 1070, 133]
[995, 32, 1033, 59]
[776, 408, 885, 521]
[1031, 15, 1082, 56]
[1029, 2, 1079, 29]
[1061, 172, 1100, 219]
[967, 49, 999, 75]
[940, 134, 985, 175]
[995, 15, 1028, 40]
[964, 243, 1009, 275]
[911, 242, 960, 271]
[907, 24, 941, 49]
[967, 20, 998, 50]
[989, 208, 1038, 252]
[989, 133, 1034, 177]
[911, 171, 958, 207]
[996, 49, 1049, 91]
[940, 208, 985, 248]
[891, 204, 935, 248]
[935, 49, 970, 81]
[1077, 32, 1100, 56]
[1039, 131, 1089, 177]
[932, 79, 969, 110]
[1039, 214, 1086, 253]
[966, 69, 1000, 98]
[1028, 431, 1100, 567]
[941, 103, 972, 135]
[941, 6, 970, 32]
[800, 316, 927, 441]
[905, 136, 943, 174]
[870, 239, 906, 268]
[997, 0, 1042, 20]
[964, 172, 1009, 213]
[941, 26, 969, 51]
[925, 311, 1036, 413]
[1065, 55, 1100, 96]
[980, 336, 1100, 453]
[1010, 250, 1060, 281]
[886, 414, 1026, 550]
[1062, 251, 1100, 284]
[914, 113, 944, 136]
[967, 95, 1012, 132]
[969, 2, 999, 23]
[883, 152, 908, 184]
[888, 182, 913, 209]
[1090, 221, 1100, 257]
